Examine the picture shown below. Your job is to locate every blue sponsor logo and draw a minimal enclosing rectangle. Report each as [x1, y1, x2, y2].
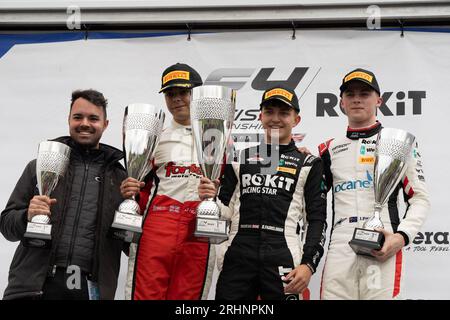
[334, 171, 373, 193]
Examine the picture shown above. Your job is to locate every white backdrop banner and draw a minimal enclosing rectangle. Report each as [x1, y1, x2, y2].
[0, 28, 448, 299]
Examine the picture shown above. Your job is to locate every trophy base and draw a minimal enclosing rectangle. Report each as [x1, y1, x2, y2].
[194, 217, 229, 244]
[109, 227, 141, 244]
[111, 211, 143, 233]
[23, 222, 52, 248]
[349, 228, 385, 257]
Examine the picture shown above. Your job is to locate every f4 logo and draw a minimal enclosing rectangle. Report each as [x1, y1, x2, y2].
[204, 67, 314, 91]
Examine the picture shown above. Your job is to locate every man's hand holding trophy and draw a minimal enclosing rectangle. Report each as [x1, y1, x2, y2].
[349, 128, 416, 257]
[24, 141, 71, 248]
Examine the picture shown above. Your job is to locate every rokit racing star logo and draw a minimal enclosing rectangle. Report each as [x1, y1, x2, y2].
[241, 173, 295, 196]
[165, 162, 202, 177]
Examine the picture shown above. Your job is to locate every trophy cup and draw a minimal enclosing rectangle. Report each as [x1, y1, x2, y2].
[23, 141, 71, 248]
[349, 128, 416, 256]
[191, 85, 236, 244]
[110, 103, 165, 243]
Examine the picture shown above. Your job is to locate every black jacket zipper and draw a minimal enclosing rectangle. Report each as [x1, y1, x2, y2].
[90, 165, 107, 282]
[47, 165, 74, 276]
[67, 159, 90, 267]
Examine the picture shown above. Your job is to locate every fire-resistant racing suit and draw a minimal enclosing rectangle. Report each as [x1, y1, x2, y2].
[125, 120, 215, 300]
[215, 140, 327, 300]
[319, 122, 430, 300]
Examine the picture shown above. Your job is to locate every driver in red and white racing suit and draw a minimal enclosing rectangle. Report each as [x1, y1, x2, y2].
[122, 63, 215, 300]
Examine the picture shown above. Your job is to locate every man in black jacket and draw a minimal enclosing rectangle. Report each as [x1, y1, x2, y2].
[0, 89, 127, 300]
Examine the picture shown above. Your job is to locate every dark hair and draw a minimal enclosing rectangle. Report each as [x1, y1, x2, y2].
[70, 89, 108, 118]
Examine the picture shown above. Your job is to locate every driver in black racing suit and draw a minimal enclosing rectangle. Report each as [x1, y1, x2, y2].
[199, 85, 328, 300]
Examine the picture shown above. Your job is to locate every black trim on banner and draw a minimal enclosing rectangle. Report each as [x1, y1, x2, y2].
[291, 21, 296, 40]
[186, 23, 192, 41]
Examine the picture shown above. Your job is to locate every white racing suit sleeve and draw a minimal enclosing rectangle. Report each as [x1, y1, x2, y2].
[397, 141, 431, 246]
[217, 190, 236, 222]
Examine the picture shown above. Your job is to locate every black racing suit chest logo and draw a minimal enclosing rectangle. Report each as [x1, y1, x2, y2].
[240, 151, 303, 197]
[237, 148, 305, 235]
[241, 173, 295, 196]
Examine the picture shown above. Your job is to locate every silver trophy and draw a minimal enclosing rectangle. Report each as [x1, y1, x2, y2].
[24, 141, 71, 248]
[191, 85, 236, 244]
[349, 128, 416, 256]
[111, 103, 165, 242]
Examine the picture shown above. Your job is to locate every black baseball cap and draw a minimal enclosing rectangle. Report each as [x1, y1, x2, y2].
[339, 68, 380, 96]
[260, 85, 300, 112]
[159, 63, 203, 93]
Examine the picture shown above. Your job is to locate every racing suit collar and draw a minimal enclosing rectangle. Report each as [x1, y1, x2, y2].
[346, 121, 382, 140]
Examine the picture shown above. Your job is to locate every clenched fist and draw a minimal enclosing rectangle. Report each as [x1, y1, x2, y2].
[198, 177, 220, 201]
[120, 177, 145, 199]
[27, 195, 56, 222]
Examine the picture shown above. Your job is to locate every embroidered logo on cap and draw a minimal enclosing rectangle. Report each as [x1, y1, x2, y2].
[163, 70, 190, 85]
[264, 88, 293, 101]
[344, 71, 373, 84]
